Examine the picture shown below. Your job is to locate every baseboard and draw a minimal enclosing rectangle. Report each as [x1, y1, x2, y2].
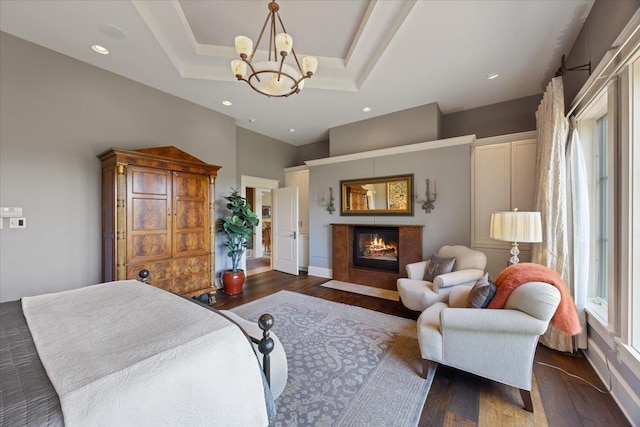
[584, 337, 640, 425]
[308, 266, 332, 279]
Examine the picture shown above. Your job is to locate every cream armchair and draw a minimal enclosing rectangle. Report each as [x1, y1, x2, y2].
[397, 245, 486, 311]
[417, 282, 561, 412]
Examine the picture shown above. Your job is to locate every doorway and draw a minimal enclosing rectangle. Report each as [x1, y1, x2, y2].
[241, 176, 279, 276]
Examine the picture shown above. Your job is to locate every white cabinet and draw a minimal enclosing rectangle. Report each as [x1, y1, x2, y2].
[285, 166, 309, 269]
[471, 132, 537, 277]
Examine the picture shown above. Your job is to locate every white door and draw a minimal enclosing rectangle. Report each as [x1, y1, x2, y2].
[272, 187, 299, 275]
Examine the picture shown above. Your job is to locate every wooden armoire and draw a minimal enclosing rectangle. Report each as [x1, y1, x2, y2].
[98, 146, 221, 295]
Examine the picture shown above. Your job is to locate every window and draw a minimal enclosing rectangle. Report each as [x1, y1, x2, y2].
[629, 55, 640, 354]
[577, 90, 610, 321]
[595, 115, 608, 302]
[577, 49, 640, 359]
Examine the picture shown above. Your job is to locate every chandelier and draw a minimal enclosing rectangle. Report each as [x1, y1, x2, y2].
[230, 0, 318, 97]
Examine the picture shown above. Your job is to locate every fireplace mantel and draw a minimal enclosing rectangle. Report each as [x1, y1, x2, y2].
[331, 224, 423, 290]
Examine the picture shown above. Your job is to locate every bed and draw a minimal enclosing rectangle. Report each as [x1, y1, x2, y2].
[0, 277, 285, 426]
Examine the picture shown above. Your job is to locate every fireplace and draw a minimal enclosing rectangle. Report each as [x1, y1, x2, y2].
[353, 226, 399, 272]
[332, 224, 422, 290]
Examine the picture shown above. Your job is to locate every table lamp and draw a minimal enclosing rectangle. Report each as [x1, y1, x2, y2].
[490, 209, 542, 264]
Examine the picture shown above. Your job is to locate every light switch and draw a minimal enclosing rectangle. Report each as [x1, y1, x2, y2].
[0, 207, 22, 218]
[9, 217, 26, 228]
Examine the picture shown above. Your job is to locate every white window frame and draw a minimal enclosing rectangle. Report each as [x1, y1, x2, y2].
[576, 90, 611, 324]
[622, 53, 640, 354]
[577, 48, 640, 362]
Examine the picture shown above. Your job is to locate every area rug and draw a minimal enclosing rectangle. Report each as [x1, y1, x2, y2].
[321, 280, 400, 301]
[231, 290, 435, 427]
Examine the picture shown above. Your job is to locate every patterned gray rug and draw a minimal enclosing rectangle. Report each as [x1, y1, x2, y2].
[231, 291, 435, 427]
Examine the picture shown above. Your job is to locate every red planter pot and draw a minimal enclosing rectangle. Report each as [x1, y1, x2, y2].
[221, 270, 245, 295]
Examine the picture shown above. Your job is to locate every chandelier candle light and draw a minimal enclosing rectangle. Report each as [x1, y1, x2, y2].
[231, 0, 318, 97]
[489, 209, 542, 265]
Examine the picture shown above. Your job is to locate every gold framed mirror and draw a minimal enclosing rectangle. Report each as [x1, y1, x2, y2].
[340, 174, 414, 216]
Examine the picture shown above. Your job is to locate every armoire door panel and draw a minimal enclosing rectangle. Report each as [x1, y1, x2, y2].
[130, 234, 171, 261]
[175, 232, 208, 254]
[131, 199, 169, 231]
[173, 172, 209, 257]
[130, 168, 170, 195]
[175, 201, 206, 228]
[174, 173, 207, 198]
[126, 166, 172, 264]
[173, 255, 211, 294]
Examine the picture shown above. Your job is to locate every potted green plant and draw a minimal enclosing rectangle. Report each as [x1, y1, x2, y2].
[218, 189, 259, 294]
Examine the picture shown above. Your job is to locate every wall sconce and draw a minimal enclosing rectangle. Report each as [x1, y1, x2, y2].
[319, 187, 336, 214]
[415, 179, 437, 213]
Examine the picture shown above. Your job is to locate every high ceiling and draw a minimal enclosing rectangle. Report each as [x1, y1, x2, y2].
[0, 0, 594, 146]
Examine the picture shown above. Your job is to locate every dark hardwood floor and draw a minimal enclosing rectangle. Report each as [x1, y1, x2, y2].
[213, 270, 631, 427]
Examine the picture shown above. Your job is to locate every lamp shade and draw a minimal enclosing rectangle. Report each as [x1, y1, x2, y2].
[275, 33, 293, 55]
[490, 211, 542, 243]
[235, 36, 253, 57]
[230, 60, 247, 78]
[302, 56, 318, 75]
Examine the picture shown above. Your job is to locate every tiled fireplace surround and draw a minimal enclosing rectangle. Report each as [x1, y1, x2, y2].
[331, 224, 423, 290]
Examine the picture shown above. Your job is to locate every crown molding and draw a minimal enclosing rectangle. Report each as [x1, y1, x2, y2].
[305, 134, 475, 166]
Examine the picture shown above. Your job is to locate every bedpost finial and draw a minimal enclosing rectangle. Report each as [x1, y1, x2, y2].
[139, 269, 150, 283]
[258, 313, 274, 331]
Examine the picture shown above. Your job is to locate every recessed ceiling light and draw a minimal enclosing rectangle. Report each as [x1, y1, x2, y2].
[486, 72, 500, 80]
[222, 100, 232, 106]
[362, 107, 372, 112]
[289, 128, 295, 133]
[97, 23, 127, 40]
[249, 118, 256, 123]
[91, 45, 109, 55]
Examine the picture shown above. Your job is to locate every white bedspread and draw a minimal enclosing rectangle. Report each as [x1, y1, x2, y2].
[22, 280, 269, 427]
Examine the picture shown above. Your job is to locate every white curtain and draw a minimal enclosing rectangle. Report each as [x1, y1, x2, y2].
[567, 122, 589, 349]
[532, 76, 572, 352]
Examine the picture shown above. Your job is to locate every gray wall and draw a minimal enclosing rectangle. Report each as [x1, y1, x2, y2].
[296, 140, 329, 165]
[308, 144, 471, 271]
[441, 94, 542, 139]
[563, 0, 640, 109]
[0, 32, 237, 302]
[236, 127, 297, 185]
[329, 103, 441, 156]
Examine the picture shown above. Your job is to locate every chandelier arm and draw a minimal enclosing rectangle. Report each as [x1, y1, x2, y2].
[275, 12, 288, 34]
[253, 13, 272, 61]
[274, 12, 301, 72]
[293, 73, 310, 91]
[243, 58, 262, 83]
[270, 12, 277, 62]
[277, 55, 286, 81]
[289, 48, 304, 74]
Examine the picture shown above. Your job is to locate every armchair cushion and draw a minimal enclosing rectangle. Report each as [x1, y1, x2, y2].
[465, 273, 496, 308]
[423, 254, 456, 281]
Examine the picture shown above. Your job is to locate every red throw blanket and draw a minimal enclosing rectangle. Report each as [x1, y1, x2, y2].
[487, 263, 582, 335]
